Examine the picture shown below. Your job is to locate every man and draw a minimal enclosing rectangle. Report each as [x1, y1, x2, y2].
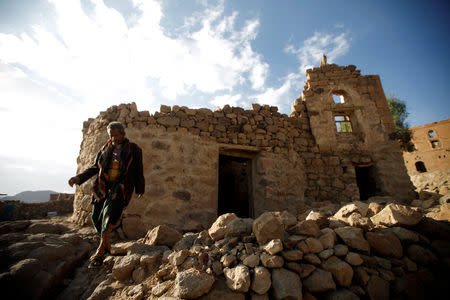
[68, 121, 145, 267]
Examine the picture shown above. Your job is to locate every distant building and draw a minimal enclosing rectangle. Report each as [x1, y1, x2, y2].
[403, 118, 450, 175]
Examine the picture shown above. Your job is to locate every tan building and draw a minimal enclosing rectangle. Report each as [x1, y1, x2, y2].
[403, 118, 450, 175]
[72, 62, 415, 237]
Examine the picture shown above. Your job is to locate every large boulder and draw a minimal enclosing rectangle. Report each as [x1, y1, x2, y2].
[223, 265, 251, 293]
[174, 268, 215, 299]
[144, 225, 182, 247]
[271, 268, 303, 300]
[334, 227, 370, 253]
[253, 212, 284, 245]
[370, 204, 422, 227]
[208, 213, 238, 241]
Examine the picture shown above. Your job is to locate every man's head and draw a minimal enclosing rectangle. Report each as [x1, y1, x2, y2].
[107, 122, 126, 145]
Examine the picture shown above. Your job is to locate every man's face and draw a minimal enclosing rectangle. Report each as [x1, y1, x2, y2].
[108, 128, 125, 145]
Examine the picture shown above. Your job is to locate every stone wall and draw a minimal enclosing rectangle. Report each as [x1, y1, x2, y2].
[297, 64, 415, 203]
[0, 193, 74, 221]
[72, 62, 415, 237]
[403, 118, 450, 175]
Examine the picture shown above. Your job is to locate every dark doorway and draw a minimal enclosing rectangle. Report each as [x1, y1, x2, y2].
[355, 165, 381, 200]
[218, 154, 252, 218]
[415, 161, 427, 173]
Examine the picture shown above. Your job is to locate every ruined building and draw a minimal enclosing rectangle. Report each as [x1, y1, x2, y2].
[403, 118, 450, 175]
[72, 62, 415, 237]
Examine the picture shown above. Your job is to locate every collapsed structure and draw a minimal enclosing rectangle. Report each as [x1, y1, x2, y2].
[72, 62, 415, 236]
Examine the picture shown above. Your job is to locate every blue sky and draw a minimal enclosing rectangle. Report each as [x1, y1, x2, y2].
[0, 0, 449, 196]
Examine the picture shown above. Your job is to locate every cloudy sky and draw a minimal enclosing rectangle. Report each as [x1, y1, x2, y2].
[0, 0, 449, 196]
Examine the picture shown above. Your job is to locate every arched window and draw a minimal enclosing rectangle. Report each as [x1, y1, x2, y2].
[415, 161, 427, 173]
[428, 130, 435, 138]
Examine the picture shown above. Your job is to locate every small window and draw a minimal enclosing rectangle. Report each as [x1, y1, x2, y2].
[428, 130, 435, 138]
[334, 115, 352, 132]
[415, 161, 427, 173]
[430, 140, 441, 149]
[332, 94, 344, 103]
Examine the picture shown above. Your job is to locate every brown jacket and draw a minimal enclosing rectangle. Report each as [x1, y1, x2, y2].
[76, 138, 145, 205]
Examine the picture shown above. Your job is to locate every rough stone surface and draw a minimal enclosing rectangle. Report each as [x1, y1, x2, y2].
[334, 227, 370, 253]
[366, 230, 403, 258]
[208, 213, 238, 241]
[322, 256, 354, 287]
[370, 204, 422, 227]
[262, 239, 283, 255]
[144, 225, 182, 247]
[366, 275, 389, 300]
[303, 268, 336, 293]
[271, 268, 303, 300]
[174, 268, 215, 299]
[253, 212, 284, 245]
[251, 266, 271, 295]
[112, 254, 141, 281]
[224, 265, 251, 293]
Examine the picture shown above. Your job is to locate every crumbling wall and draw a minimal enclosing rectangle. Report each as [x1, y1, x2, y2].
[295, 63, 415, 202]
[72, 63, 415, 237]
[72, 103, 313, 235]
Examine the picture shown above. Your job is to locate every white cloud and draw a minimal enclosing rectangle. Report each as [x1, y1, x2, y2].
[0, 0, 271, 194]
[251, 73, 300, 108]
[285, 31, 350, 72]
[210, 93, 242, 108]
[254, 30, 350, 111]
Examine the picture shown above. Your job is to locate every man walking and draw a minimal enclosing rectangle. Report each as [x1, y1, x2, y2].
[68, 121, 145, 267]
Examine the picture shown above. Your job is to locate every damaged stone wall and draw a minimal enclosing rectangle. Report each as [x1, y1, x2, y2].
[296, 63, 415, 203]
[72, 62, 415, 237]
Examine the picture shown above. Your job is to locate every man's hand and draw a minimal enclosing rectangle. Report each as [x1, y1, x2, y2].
[68, 176, 80, 187]
[137, 194, 143, 198]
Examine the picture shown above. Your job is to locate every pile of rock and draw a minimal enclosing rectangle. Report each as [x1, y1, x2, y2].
[410, 169, 450, 195]
[60, 196, 450, 300]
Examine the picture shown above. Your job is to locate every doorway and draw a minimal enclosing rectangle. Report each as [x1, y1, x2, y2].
[355, 165, 381, 200]
[218, 154, 252, 218]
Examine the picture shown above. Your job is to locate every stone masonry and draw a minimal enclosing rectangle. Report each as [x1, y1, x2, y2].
[72, 62, 415, 237]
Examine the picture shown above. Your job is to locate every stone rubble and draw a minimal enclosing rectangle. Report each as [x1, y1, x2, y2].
[1, 193, 449, 300]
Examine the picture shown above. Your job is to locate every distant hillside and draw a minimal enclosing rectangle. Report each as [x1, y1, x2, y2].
[0, 190, 57, 203]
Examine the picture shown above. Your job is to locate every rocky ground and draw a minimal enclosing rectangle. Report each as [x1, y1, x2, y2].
[410, 169, 450, 195]
[1, 192, 450, 300]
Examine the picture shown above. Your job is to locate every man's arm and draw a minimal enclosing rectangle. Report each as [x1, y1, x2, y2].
[68, 151, 101, 187]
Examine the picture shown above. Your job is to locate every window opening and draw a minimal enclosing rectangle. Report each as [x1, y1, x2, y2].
[218, 154, 252, 218]
[332, 94, 344, 103]
[334, 115, 352, 132]
[428, 130, 435, 138]
[355, 165, 382, 200]
[430, 140, 441, 149]
[415, 161, 427, 173]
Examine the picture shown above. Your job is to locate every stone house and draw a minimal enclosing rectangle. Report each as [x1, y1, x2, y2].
[72, 62, 415, 238]
[403, 118, 450, 175]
